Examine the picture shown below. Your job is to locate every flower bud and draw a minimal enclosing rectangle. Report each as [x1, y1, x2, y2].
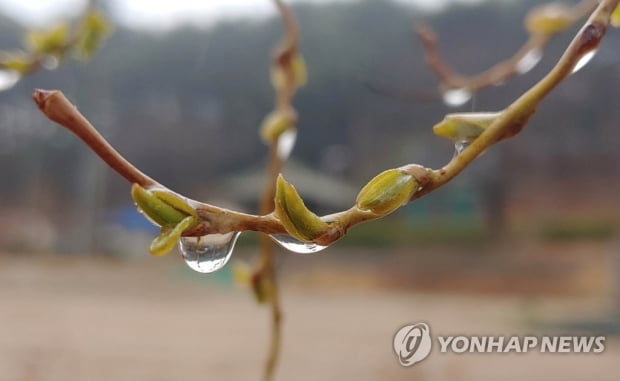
[131, 184, 197, 228]
[525, 3, 573, 35]
[356, 169, 418, 216]
[25, 24, 70, 54]
[259, 108, 296, 143]
[433, 112, 500, 142]
[149, 216, 196, 256]
[612, 5, 620, 28]
[274, 174, 328, 242]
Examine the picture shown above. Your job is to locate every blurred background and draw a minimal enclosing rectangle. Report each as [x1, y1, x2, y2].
[1, 0, 619, 379]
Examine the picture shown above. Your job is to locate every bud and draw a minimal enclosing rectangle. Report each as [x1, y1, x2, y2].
[270, 53, 307, 90]
[291, 53, 308, 87]
[25, 24, 70, 54]
[612, 5, 620, 28]
[232, 261, 252, 286]
[0, 52, 33, 74]
[131, 184, 197, 228]
[274, 174, 328, 242]
[149, 216, 196, 256]
[432, 112, 500, 142]
[356, 169, 418, 216]
[251, 272, 273, 304]
[525, 3, 573, 35]
[259, 108, 296, 143]
[75, 11, 111, 60]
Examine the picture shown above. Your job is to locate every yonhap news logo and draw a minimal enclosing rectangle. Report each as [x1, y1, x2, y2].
[393, 322, 605, 366]
[393, 323, 433, 366]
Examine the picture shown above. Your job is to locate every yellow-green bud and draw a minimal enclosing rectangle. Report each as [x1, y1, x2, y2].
[291, 53, 307, 87]
[525, 3, 573, 35]
[432, 112, 500, 142]
[149, 216, 196, 256]
[259, 109, 296, 143]
[25, 24, 69, 54]
[356, 169, 418, 216]
[274, 174, 328, 242]
[611, 5, 620, 28]
[75, 11, 111, 60]
[131, 184, 197, 228]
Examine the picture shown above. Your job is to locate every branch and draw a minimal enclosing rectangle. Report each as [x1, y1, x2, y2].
[0, 0, 109, 87]
[417, 0, 598, 95]
[33, 0, 618, 248]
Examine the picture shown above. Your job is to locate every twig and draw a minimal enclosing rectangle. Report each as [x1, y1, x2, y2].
[33, 0, 618, 248]
[416, 0, 598, 94]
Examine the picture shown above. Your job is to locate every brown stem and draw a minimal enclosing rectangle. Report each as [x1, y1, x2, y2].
[31, 0, 619, 247]
[417, 0, 598, 93]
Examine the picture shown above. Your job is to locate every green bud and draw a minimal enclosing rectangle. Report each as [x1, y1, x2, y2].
[291, 53, 307, 87]
[231, 261, 252, 286]
[149, 216, 196, 256]
[270, 53, 307, 91]
[259, 109, 296, 143]
[75, 11, 111, 60]
[1, 52, 33, 74]
[25, 24, 69, 54]
[251, 272, 272, 304]
[274, 174, 328, 242]
[612, 5, 620, 28]
[130, 184, 197, 228]
[356, 169, 417, 216]
[525, 3, 572, 35]
[433, 112, 500, 142]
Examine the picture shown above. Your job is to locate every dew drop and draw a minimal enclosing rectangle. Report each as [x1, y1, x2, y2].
[572, 50, 597, 74]
[454, 140, 471, 157]
[277, 129, 297, 160]
[41, 55, 59, 70]
[0, 69, 21, 92]
[442, 88, 472, 107]
[179, 232, 241, 273]
[270, 234, 328, 254]
[516, 49, 542, 74]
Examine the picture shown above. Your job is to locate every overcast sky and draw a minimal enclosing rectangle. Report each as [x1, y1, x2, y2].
[0, 0, 486, 30]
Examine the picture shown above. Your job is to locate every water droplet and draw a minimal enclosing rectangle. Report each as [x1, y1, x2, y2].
[454, 140, 471, 157]
[179, 232, 241, 273]
[277, 129, 297, 160]
[270, 234, 328, 254]
[572, 50, 597, 74]
[41, 55, 59, 70]
[442, 88, 472, 107]
[0, 69, 21, 92]
[516, 49, 542, 74]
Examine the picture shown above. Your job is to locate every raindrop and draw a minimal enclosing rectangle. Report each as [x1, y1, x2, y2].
[179, 232, 241, 273]
[0, 69, 21, 92]
[454, 140, 471, 157]
[41, 56, 59, 70]
[270, 234, 328, 254]
[277, 129, 297, 160]
[516, 49, 542, 74]
[572, 50, 597, 74]
[442, 88, 472, 107]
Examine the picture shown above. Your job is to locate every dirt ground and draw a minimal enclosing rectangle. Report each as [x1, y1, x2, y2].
[0, 250, 618, 381]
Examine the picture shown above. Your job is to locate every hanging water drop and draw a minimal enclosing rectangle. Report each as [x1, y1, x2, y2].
[179, 232, 241, 273]
[42, 56, 59, 70]
[516, 49, 542, 74]
[454, 140, 471, 156]
[572, 50, 597, 74]
[270, 234, 328, 254]
[442, 88, 472, 107]
[277, 129, 297, 160]
[0, 69, 21, 92]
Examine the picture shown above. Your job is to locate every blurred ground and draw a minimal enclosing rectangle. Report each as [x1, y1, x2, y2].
[0, 244, 618, 381]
